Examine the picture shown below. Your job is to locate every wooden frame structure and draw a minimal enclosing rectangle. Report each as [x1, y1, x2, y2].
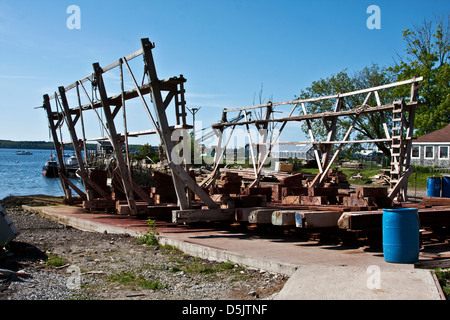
[43, 38, 218, 215]
[205, 77, 423, 200]
[42, 38, 423, 222]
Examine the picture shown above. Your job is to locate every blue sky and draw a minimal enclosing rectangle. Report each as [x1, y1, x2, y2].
[0, 0, 449, 146]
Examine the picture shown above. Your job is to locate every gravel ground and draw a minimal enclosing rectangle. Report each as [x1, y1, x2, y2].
[0, 196, 288, 301]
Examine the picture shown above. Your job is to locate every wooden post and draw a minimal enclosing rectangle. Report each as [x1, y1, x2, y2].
[93, 62, 137, 214]
[141, 38, 217, 210]
[58, 87, 109, 201]
[310, 97, 342, 188]
[43, 94, 73, 201]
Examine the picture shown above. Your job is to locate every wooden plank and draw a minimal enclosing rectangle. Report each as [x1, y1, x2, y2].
[83, 199, 116, 210]
[337, 210, 383, 231]
[215, 102, 421, 129]
[338, 207, 450, 231]
[271, 211, 297, 226]
[172, 209, 234, 223]
[93, 62, 136, 213]
[49, 47, 144, 100]
[415, 259, 450, 269]
[222, 77, 423, 113]
[295, 210, 343, 228]
[141, 38, 189, 210]
[248, 209, 278, 224]
[235, 207, 271, 222]
[169, 162, 219, 209]
[43, 94, 72, 201]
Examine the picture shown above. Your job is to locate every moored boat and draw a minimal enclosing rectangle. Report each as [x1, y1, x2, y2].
[42, 158, 59, 178]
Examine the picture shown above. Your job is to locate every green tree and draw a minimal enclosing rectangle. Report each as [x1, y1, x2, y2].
[390, 15, 450, 136]
[296, 64, 398, 158]
[132, 143, 159, 162]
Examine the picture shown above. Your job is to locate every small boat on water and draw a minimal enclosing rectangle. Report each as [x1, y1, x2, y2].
[66, 155, 79, 176]
[42, 158, 59, 178]
[16, 150, 33, 155]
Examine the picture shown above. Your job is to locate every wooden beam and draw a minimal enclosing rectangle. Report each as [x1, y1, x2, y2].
[272, 211, 297, 226]
[213, 101, 421, 128]
[141, 38, 190, 210]
[169, 162, 219, 209]
[93, 62, 136, 213]
[295, 210, 343, 228]
[48, 47, 144, 100]
[172, 209, 234, 223]
[222, 77, 423, 114]
[43, 94, 72, 201]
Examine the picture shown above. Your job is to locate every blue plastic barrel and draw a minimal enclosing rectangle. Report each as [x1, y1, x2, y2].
[426, 177, 441, 197]
[442, 177, 450, 198]
[382, 208, 420, 264]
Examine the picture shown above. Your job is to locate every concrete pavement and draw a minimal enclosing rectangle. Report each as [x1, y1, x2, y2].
[22, 205, 446, 300]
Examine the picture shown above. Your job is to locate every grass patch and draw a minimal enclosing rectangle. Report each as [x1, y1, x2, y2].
[46, 254, 66, 267]
[434, 268, 450, 299]
[169, 257, 242, 276]
[108, 271, 168, 290]
[137, 219, 159, 246]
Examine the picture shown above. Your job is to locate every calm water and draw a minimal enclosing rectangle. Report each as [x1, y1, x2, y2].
[0, 149, 85, 200]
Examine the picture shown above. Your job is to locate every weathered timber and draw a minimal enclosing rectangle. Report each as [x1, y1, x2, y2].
[248, 209, 279, 224]
[240, 206, 308, 223]
[295, 210, 343, 228]
[83, 199, 117, 211]
[221, 77, 423, 114]
[172, 209, 234, 223]
[272, 211, 297, 226]
[338, 207, 450, 231]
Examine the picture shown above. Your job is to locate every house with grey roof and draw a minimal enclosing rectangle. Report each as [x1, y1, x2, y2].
[410, 124, 450, 168]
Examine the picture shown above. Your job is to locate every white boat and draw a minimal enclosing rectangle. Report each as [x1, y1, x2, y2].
[16, 150, 33, 155]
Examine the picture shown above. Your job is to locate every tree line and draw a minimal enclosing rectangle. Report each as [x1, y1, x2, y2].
[0, 140, 98, 150]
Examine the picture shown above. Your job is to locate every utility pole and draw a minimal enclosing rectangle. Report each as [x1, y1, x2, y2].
[187, 107, 201, 143]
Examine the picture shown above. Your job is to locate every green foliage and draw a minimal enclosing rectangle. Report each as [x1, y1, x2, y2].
[296, 64, 397, 158]
[389, 16, 450, 136]
[297, 15, 450, 152]
[108, 271, 168, 290]
[131, 143, 160, 163]
[46, 254, 66, 267]
[138, 219, 159, 246]
[434, 268, 450, 299]
[169, 257, 240, 275]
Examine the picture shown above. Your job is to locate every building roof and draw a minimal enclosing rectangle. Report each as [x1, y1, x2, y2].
[272, 144, 313, 153]
[415, 124, 450, 143]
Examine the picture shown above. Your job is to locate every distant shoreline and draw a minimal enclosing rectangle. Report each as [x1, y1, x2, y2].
[0, 140, 142, 151]
[0, 140, 94, 150]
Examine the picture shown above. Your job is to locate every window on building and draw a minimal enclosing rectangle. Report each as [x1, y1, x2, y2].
[411, 146, 420, 158]
[425, 146, 434, 159]
[439, 146, 449, 159]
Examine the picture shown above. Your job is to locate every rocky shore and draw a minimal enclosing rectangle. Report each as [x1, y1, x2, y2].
[0, 196, 288, 300]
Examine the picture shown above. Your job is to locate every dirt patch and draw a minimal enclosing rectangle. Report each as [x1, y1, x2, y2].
[0, 196, 288, 300]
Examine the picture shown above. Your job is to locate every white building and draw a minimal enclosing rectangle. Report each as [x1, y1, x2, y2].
[410, 124, 450, 168]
